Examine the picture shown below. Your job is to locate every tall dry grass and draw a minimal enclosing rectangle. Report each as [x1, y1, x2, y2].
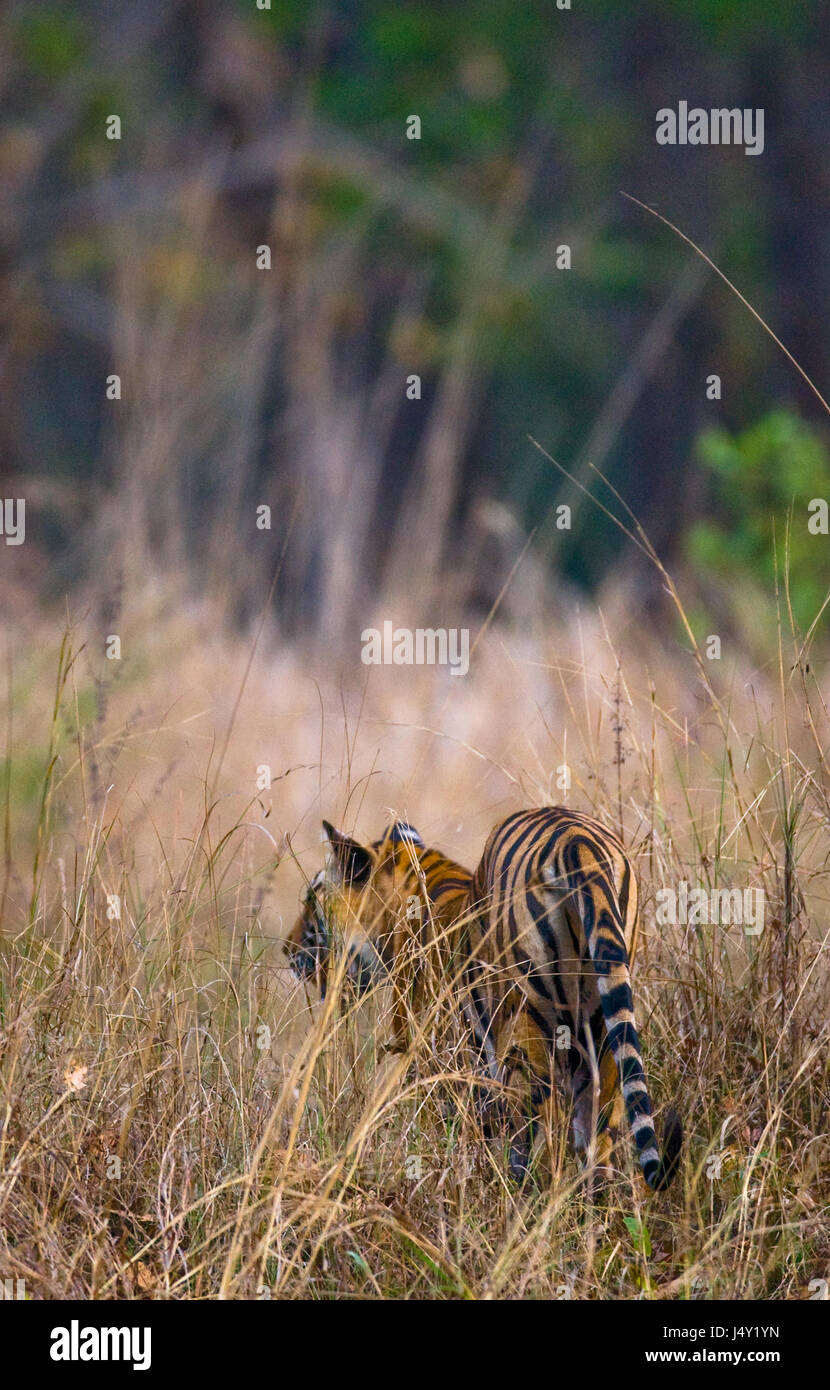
[0, 562, 828, 1299]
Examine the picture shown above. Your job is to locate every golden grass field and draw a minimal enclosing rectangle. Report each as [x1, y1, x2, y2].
[0, 558, 828, 1302]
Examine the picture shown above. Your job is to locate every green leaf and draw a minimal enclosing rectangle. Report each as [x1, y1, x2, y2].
[347, 1250, 372, 1280]
[623, 1215, 652, 1257]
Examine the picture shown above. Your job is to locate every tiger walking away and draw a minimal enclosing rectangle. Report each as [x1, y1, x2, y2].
[285, 808, 681, 1192]
[465, 807, 681, 1192]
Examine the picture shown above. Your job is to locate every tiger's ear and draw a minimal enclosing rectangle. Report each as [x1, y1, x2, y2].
[322, 821, 373, 887]
[385, 821, 424, 849]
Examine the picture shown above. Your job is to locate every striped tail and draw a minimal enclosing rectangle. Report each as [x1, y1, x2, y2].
[582, 902, 681, 1192]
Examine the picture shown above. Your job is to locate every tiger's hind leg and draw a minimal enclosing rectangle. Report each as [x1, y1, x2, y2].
[570, 1005, 625, 1186]
[494, 1005, 553, 1185]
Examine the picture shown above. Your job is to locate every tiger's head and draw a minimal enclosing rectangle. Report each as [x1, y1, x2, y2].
[285, 819, 426, 996]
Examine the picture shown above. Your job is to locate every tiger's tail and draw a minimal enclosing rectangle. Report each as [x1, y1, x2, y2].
[581, 896, 681, 1191]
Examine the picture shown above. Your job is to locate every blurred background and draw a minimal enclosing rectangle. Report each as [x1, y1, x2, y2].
[2, 0, 829, 636]
[1, 0, 830, 889]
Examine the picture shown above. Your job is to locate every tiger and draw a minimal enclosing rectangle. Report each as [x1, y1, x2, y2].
[462, 807, 681, 1192]
[285, 808, 681, 1192]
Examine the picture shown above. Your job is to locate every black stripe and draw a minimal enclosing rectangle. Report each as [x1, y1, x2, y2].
[601, 981, 633, 1017]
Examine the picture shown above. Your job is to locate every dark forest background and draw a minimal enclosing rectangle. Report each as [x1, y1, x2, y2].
[2, 0, 829, 649]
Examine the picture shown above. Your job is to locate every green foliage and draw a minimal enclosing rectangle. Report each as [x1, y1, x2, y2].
[658, 0, 813, 44]
[686, 410, 830, 634]
[15, 5, 87, 78]
[623, 1214, 652, 1258]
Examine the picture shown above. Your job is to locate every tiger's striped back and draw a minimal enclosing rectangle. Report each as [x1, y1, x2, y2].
[466, 807, 681, 1190]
